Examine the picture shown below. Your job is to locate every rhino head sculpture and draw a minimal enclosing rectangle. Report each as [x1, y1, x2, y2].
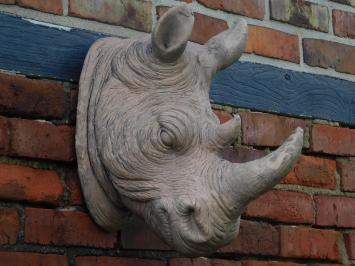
[76, 5, 304, 256]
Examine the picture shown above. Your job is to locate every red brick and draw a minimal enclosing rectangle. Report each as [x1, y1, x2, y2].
[17, 0, 63, 15]
[157, 6, 228, 44]
[344, 232, 355, 259]
[66, 169, 84, 205]
[279, 226, 339, 260]
[213, 109, 233, 124]
[0, 207, 19, 244]
[330, 0, 355, 8]
[282, 155, 336, 189]
[270, 0, 329, 32]
[310, 124, 355, 156]
[243, 262, 305, 266]
[338, 161, 355, 192]
[220, 220, 279, 256]
[315, 196, 355, 228]
[0, 0, 14, 3]
[333, 10, 355, 39]
[76, 257, 165, 266]
[0, 164, 63, 205]
[25, 208, 117, 248]
[69, 0, 152, 32]
[223, 145, 267, 163]
[314, 264, 345, 266]
[244, 190, 315, 224]
[9, 118, 75, 161]
[0, 74, 67, 119]
[121, 216, 170, 250]
[241, 112, 307, 147]
[303, 39, 355, 75]
[0, 251, 68, 266]
[170, 258, 241, 266]
[0, 116, 9, 154]
[196, 0, 265, 20]
[246, 25, 300, 63]
[69, 89, 78, 123]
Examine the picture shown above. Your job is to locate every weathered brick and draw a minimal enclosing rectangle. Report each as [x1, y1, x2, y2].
[170, 258, 241, 266]
[69, 89, 78, 123]
[213, 109, 233, 124]
[270, 0, 329, 32]
[282, 155, 336, 189]
[16, 0, 63, 15]
[0, 74, 67, 119]
[9, 118, 75, 161]
[241, 112, 307, 147]
[338, 161, 355, 192]
[344, 232, 355, 259]
[330, 0, 355, 7]
[245, 190, 314, 224]
[315, 196, 355, 228]
[66, 169, 84, 205]
[246, 25, 300, 63]
[333, 10, 355, 39]
[0, 0, 14, 4]
[223, 145, 267, 163]
[243, 262, 305, 266]
[121, 216, 170, 250]
[196, 0, 265, 20]
[0, 207, 19, 244]
[0, 251, 68, 266]
[310, 124, 355, 156]
[314, 264, 345, 266]
[303, 39, 355, 75]
[0, 164, 64, 205]
[0, 116, 9, 154]
[279, 226, 339, 260]
[25, 208, 117, 248]
[76, 257, 165, 266]
[220, 220, 279, 256]
[69, 0, 152, 32]
[157, 6, 228, 44]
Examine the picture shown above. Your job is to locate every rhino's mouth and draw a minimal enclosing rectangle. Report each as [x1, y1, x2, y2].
[153, 202, 237, 255]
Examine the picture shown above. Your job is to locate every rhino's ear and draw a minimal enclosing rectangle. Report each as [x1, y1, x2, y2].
[152, 5, 194, 62]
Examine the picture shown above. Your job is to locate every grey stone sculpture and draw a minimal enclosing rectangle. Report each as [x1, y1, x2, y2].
[76, 5, 304, 256]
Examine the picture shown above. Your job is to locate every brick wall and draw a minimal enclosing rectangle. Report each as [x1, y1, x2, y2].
[0, 0, 354, 266]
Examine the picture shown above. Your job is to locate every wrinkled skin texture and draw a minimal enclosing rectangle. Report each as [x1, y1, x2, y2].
[76, 5, 304, 256]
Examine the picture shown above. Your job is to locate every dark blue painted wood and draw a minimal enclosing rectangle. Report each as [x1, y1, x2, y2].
[0, 13, 355, 125]
[0, 13, 107, 81]
[211, 63, 355, 125]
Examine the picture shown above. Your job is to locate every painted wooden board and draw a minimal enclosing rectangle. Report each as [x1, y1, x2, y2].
[0, 13, 105, 81]
[211, 63, 355, 125]
[0, 13, 354, 125]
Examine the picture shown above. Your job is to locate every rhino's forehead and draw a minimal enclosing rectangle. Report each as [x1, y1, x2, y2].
[110, 38, 204, 93]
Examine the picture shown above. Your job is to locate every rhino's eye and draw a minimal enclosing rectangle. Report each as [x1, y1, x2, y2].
[160, 129, 174, 147]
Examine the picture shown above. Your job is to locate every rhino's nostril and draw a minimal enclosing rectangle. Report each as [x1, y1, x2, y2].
[186, 206, 195, 215]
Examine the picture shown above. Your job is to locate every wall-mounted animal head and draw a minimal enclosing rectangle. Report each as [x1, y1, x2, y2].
[76, 5, 304, 256]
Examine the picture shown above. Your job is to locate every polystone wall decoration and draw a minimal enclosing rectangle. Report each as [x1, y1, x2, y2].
[76, 5, 304, 256]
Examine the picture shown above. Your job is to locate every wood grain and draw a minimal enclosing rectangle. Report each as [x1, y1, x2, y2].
[211, 62, 355, 125]
[0, 13, 354, 125]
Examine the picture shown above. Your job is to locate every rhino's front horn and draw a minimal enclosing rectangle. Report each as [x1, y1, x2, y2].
[219, 127, 304, 209]
[152, 5, 194, 62]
